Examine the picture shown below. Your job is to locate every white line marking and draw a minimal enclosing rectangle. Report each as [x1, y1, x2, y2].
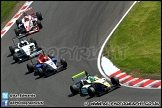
[97, 1, 137, 84]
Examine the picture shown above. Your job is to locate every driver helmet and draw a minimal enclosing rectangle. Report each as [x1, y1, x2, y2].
[20, 41, 25, 46]
[24, 16, 29, 21]
[42, 57, 48, 62]
[89, 77, 95, 83]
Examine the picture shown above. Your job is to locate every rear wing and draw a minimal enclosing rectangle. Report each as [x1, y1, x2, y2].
[19, 7, 34, 16]
[72, 71, 88, 80]
[12, 34, 27, 40]
[12, 34, 28, 46]
[71, 71, 89, 85]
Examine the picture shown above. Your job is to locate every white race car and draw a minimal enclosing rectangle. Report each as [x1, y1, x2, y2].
[9, 35, 43, 63]
[14, 7, 43, 36]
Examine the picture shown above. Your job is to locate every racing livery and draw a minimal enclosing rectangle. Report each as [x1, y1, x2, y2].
[9, 35, 43, 63]
[70, 71, 120, 97]
[27, 53, 67, 77]
[14, 7, 43, 36]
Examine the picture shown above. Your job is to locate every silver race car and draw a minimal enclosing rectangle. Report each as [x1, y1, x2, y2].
[9, 35, 43, 63]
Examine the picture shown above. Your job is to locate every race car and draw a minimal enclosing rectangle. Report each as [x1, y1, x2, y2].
[26, 53, 67, 77]
[70, 71, 120, 97]
[14, 7, 43, 36]
[9, 35, 43, 63]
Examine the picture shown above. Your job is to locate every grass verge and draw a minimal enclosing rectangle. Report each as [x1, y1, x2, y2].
[103, 1, 161, 80]
[1, 1, 20, 23]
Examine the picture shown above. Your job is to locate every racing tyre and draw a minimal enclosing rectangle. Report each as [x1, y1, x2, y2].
[70, 85, 79, 95]
[27, 63, 34, 73]
[30, 37, 37, 46]
[9, 46, 15, 55]
[88, 87, 96, 97]
[36, 12, 43, 20]
[36, 45, 42, 51]
[60, 58, 67, 68]
[14, 28, 20, 36]
[13, 53, 19, 62]
[16, 19, 21, 26]
[111, 76, 120, 86]
[37, 20, 42, 29]
[37, 68, 44, 77]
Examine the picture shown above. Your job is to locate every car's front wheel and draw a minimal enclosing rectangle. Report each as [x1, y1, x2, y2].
[88, 87, 96, 97]
[60, 58, 67, 68]
[13, 53, 19, 62]
[36, 12, 43, 21]
[27, 63, 34, 72]
[37, 68, 44, 77]
[9, 46, 15, 55]
[111, 76, 120, 86]
[16, 19, 21, 26]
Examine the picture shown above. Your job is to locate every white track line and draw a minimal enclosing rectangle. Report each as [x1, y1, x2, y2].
[97, 1, 137, 84]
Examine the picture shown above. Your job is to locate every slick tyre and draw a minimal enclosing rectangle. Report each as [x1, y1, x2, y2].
[70, 85, 79, 95]
[9, 46, 15, 55]
[88, 87, 96, 97]
[16, 19, 21, 26]
[36, 12, 43, 20]
[111, 76, 120, 86]
[27, 63, 34, 72]
[13, 53, 19, 62]
[37, 68, 44, 77]
[60, 58, 67, 68]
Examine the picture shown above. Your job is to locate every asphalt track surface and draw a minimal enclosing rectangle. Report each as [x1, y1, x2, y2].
[1, 1, 161, 107]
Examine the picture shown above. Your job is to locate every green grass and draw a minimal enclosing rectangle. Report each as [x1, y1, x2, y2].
[1, 1, 20, 23]
[103, 1, 161, 80]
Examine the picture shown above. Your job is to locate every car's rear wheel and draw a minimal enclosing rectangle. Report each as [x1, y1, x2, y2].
[36, 12, 43, 20]
[27, 63, 34, 72]
[60, 58, 67, 68]
[14, 28, 20, 36]
[88, 87, 96, 97]
[9, 46, 15, 55]
[70, 85, 79, 95]
[13, 53, 19, 62]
